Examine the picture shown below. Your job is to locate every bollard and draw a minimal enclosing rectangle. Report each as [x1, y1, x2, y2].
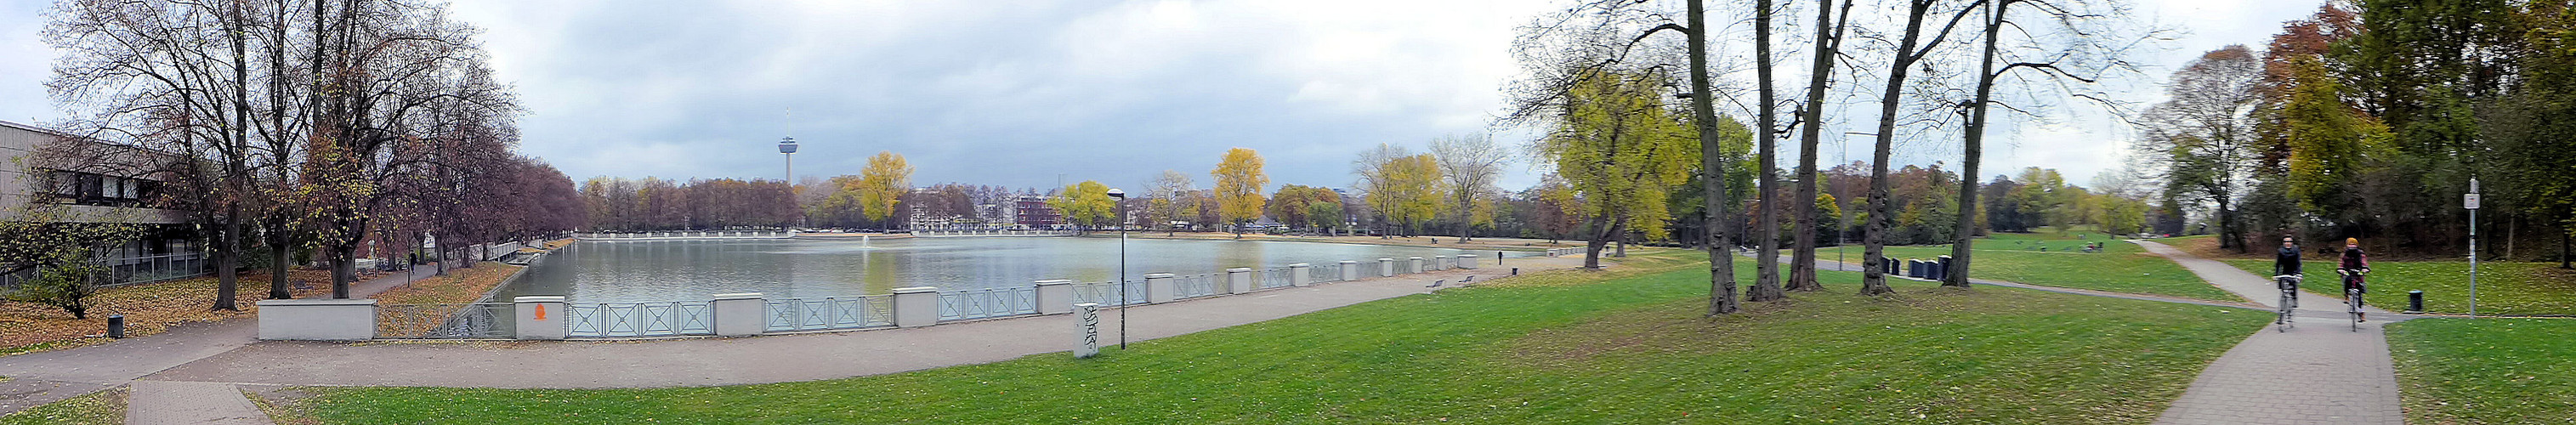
[2409, 290, 2425, 313]
[107, 314, 125, 338]
[1512, 268, 1519, 275]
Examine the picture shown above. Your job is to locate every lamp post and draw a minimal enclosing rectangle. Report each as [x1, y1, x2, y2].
[1107, 188, 1128, 348]
[2467, 178, 2481, 318]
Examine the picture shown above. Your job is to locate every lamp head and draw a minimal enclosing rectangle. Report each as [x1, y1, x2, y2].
[1106, 189, 1126, 198]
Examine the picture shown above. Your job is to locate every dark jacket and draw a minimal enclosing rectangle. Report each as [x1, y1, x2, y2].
[2340, 246, 2369, 292]
[2274, 246, 2302, 276]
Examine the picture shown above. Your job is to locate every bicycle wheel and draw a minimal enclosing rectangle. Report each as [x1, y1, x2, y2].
[2348, 290, 2363, 332]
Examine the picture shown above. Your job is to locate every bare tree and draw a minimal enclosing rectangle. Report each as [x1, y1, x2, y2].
[1788, 0, 1858, 293]
[1430, 133, 1508, 241]
[1946, 0, 2151, 286]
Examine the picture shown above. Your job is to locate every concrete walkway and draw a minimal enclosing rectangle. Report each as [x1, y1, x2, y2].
[139, 260, 1573, 388]
[125, 381, 266, 424]
[0, 265, 449, 423]
[2137, 240, 2406, 425]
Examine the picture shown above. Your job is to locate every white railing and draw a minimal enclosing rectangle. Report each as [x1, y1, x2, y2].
[1072, 280, 1147, 306]
[938, 286, 1040, 320]
[1174, 273, 1222, 299]
[1310, 264, 1342, 283]
[912, 229, 1077, 237]
[766, 296, 894, 332]
[376, 303, 513, 339]
[1259, 268, 1293, 289]
[568, 301, 716, 337]
[573, 231, 792, 241]
[1545, 247, 1583, 257]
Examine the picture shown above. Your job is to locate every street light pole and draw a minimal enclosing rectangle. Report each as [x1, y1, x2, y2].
[1108, 188, 1129, 348]
[2467, 178, 2481, 318]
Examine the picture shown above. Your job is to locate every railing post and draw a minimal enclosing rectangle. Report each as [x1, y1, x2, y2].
[1340, 260, 1361, 281]
[1227, 268, 1254, 294]
[514, 296, 567, 340]
[1409, 257, 1425, 274]
[1379, 258, 1396, 277]
[1459, 254, 1479, 269]
[1035, 279, 1074, 314]
[893, 286, 940, 328]
[1144, 273, 1176, 303]
[1290, 264, 1311, 286]
[712, 292, 764, 337]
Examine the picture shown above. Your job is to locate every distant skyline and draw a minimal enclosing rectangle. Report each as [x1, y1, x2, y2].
[0, 0, 2323, 193]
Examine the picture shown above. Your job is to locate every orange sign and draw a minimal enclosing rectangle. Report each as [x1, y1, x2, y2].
[535, 304, 548, 320]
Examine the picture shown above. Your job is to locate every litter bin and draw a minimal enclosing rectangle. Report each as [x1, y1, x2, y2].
[1935, 255, 1954, 280]
[2409, 290, 2425, 313]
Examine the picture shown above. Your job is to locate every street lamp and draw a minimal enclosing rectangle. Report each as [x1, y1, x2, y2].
[1106, 188, 1129, 348]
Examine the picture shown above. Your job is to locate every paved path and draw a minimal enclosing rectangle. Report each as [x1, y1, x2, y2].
[140, 260, 1574, 388]
[2136, 240, 2407, 425]
[0, 266, 447, 422]
[125, 381, 266, 424]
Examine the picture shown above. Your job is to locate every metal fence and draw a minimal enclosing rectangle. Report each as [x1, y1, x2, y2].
[1309, 264, 1342, 283]
[1072, 280, 1147, 306]
[938, 286, 1039, 320]
[766, 296, 893, 332]
[1259, 268, 1293, 289]
[1174, 273, 1222, 299]
[568, 301, 715, 337]
[376, 303, 513, 339]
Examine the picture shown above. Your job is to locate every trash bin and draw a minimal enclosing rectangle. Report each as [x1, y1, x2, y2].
[1935, 255, 1954, 280]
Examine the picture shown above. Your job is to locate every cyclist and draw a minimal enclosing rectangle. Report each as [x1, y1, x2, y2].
[2339, 237, 2371, 320]
[2274, 236, 2301, 308]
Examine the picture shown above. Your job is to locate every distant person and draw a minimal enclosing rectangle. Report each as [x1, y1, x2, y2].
[2340, 237, 2371, 320]
[2274, 236, 2302, 307]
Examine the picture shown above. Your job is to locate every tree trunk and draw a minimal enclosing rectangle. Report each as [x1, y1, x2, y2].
[1789, 0, 1852, 293]
[1581, 217, 1609, 269]
[1947, 0, 2002, 289]
[1685, 0, 1739, 315]
[213, 213, 240, 310]
[2560, 228, 2569, 269]
[1863, 0, 1938, 297]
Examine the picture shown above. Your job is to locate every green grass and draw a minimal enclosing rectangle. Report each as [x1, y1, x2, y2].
[0, 386, 123, 425]
[1843, 243, 2243, 303]
[2386, 318, 2576, 424]
[2221, 260, 2576, 315]
[292, 252, 2266, 424]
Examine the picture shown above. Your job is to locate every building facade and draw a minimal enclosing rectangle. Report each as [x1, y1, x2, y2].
[1, 120, 204, 288]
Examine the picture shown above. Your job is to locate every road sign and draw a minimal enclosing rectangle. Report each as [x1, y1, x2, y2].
[2465, 193, 2481, 209]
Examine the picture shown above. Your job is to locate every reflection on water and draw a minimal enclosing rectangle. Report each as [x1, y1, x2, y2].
[497, 237, 1507, 302]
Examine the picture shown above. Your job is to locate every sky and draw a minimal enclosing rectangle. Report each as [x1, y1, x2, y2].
[0, 0, 2324, 193]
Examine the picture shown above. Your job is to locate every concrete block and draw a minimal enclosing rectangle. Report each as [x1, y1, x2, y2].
[1379, 258, 1396, 277]
[1340, 260, 1361, 281]
[512, 296, 569, 340]
[894, 286, 940, 328]
[1035, 280, 1075, 314]
[257, 298, 376, 341]
[1409, 257, 1424, 274]
[711, 293, 763, 337]
[1460, 254, 1479, 269]
[1227, 268, 1254, 294]
[1144, 273, 1176, 303]
[1290, 264, 1311, 286]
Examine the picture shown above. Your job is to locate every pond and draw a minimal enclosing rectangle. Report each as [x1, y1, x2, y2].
[496, 236, 1513, 302]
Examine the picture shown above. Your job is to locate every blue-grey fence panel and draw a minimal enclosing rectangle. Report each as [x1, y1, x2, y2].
[568, 301, 714, 337]
[764, 296, 894, 332]
[938, 286, 1039, 320]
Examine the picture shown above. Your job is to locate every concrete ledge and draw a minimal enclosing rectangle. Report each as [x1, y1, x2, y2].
[711, 293, 764, 337]
[893, 286, 940, 328]
[514, 296, 569, 340]
[257, 298, 377, 341]
[1034, 280, 1074, 314]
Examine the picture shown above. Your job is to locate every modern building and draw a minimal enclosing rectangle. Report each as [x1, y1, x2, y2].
[1008, 196, 1059, 229]
[1, 120, 203, 288]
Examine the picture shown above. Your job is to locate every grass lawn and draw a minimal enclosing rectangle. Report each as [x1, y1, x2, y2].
[0, 385, 124, 425]
[2386, 318, 2576, 424]
[1852, 243, 2244, 303]
[2221, 259, 2576, 315]
[281, 252, 2266, 424]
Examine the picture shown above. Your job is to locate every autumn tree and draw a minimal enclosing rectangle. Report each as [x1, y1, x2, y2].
[2136, 47, 2265, 253]
[1211, 148, 1268, 238]
[1048, 180, 1117, 230]
[1527, 69, 1698, 269]
[1268, 184, 1343, 235]
[857, 151, 913, 226]
[1430, 133, 1507, 241]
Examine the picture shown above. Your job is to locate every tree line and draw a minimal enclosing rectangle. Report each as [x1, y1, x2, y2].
[2141, 1, 2576, 266]
[16, 0, 573, 315]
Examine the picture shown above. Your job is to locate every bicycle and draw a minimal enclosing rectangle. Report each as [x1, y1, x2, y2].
[2272, 275, 2301, 332]
[2339, 269, 2369, 332]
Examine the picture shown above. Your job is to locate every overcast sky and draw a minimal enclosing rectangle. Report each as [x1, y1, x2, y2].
[0, 0, 2322, 193]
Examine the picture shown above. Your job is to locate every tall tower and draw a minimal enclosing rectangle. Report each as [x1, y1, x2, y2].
[779, 135, 797, 184]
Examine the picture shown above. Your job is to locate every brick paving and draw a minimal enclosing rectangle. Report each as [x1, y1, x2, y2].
[125, 381, 268, 424]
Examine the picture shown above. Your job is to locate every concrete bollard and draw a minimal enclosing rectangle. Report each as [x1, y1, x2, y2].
[1379, 258, 1397, 277]
[257, 298, 378, 341]
[1341, 260, 1362, 281]
[513, 296, 567, 340]
[1035, 280, 1074, 314]
[1291, 264, 1312, 286]
[1409, 257, 1425, 274]
[1145, 273, 1177, 303]
[1227, 268, 1256, 294]
[1459, 254, 1478, 269]
[893, 286, 940, 328]
[711, 292, 764, 337]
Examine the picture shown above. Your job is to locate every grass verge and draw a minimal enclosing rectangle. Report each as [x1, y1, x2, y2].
[0, 385, 125, 425]
[2221, 259, 2576, 315]
[2386, 318, 2576, 424]
[370, 264, 521, 305]
[287, 251, 2262, 424]
[1856, 244, 2243, 303]
[0, 268, 372, 356]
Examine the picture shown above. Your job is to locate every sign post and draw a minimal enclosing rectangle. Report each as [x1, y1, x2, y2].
[2466, 178, 2481, 318]
[1075, 303, 1100, 359]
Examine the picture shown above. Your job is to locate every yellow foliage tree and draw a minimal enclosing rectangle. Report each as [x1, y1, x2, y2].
[854, 151, 912, 224]
[1048, 180, 1118, 230]
[1535, 69, 1699, 268]
[1365, 154, 1447, 236]
[1211, 148, 1268, 238]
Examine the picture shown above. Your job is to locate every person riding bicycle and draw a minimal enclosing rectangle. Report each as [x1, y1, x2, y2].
[2274, 236, 2301, 307]
[2340, 237, 2371, 320]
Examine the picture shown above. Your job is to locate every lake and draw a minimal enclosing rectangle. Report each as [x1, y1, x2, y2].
[496, 236, 1512, 302]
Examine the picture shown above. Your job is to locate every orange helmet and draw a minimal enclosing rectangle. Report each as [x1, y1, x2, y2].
[2345, 237, 2358, 246]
